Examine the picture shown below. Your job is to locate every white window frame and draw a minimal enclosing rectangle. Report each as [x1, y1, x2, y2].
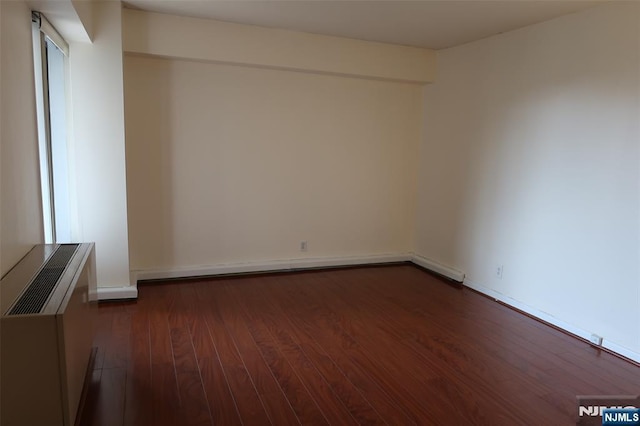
[32, 11, 72, 243]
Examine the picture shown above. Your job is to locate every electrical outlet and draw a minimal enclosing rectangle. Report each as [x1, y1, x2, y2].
[300, 241, 308, 252]
[496, 265, 503, 279]
[589, 334, 603, 346]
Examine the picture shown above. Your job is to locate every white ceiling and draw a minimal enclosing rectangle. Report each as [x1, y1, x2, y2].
[123, 0, 602, 50]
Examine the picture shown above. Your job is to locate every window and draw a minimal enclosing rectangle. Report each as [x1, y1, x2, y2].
[32, 12, 72, 243]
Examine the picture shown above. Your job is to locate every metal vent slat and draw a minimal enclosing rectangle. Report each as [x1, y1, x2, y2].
[8, 244, 79, 315]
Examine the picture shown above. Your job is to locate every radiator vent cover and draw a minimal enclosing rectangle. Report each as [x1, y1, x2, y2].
[8, 244, 79, 315]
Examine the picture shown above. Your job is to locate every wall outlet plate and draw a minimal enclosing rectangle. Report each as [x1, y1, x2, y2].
[589, 334, 603, 346]
[300, 241, 308, 252]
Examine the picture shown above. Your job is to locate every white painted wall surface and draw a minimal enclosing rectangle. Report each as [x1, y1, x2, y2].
[124, 56, 421, 272]
[122, 8, 436, 84]
[1, 0, 44, 276]
[68, 2, 131, 288]
[415, 3, 640, 354]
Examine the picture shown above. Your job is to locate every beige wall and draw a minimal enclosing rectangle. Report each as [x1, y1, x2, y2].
[1, 0, 44, 276]
[124, 55, 421, 271]
[68, 2, 131, 289]
[415, 3, 640, 354]
[123, 9, 436, 84]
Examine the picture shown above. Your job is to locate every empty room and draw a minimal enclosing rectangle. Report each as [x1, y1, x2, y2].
[1, 0, 638, 425]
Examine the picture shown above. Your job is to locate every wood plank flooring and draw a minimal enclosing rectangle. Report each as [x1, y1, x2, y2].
[79, 264, 640, 425]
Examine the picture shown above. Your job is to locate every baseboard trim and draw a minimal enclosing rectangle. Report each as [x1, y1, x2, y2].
[292, 253, 411, 270]
[97, 285, 138, 301]
[602, 340, 640, 364]
[464, 278, 640, 364]
[133, 253, 413, 283]
[410, 254, 465, 282]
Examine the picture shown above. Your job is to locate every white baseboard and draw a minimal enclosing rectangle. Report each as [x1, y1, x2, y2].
[292, 253, 411, 270]
[97, 285, 138, 301]
[410, 253, 465, 282]
[464, 278, 640, 364]
[133, 253, 412, 283]
[602, 340, 640, 364]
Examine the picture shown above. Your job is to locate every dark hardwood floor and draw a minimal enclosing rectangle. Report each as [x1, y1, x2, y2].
[79, 264, 639, 425]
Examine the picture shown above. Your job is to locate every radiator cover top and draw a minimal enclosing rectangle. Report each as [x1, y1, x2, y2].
[7, 244, 79, 315]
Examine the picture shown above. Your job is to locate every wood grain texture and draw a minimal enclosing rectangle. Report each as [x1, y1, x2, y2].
[81, 265, 640, 426]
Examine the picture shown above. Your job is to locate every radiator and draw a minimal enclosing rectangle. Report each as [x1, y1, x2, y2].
[1, 243, 97, 426]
